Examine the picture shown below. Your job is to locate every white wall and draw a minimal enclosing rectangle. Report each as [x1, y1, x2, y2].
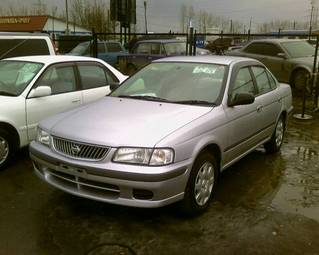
[43, 17, 90, 34]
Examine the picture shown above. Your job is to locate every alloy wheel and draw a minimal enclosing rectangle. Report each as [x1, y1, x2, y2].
[0, 136, 9, 165]
[194, 162, 215, 206]
[275, 119, 284, 148]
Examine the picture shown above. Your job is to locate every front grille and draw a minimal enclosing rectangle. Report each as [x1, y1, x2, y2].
[52, 136, 109, 161]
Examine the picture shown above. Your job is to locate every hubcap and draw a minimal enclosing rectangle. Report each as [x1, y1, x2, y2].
[275, 119, 284, 148]
[0, 136, 9, 165]
[194, 162, 215, 206]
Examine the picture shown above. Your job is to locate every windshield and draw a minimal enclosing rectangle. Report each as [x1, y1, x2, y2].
[0, 61, 43, 96]
[163, 42, 187, 56]
[111, 62, 226, 106]
[281, 41, 315, 58]
[69, 42, 90, 55]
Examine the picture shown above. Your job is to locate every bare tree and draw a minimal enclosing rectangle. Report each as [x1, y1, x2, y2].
[69, 0, 115, 33]
[180, 4, 187, 33]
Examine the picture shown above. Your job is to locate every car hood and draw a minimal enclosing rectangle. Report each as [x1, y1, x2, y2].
[47, 97, 212, 147]
[0, 95, 20, 106]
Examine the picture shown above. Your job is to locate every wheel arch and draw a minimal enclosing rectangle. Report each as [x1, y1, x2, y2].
[289, 66, 311, 86]
[0, 122, 20, 150]
[194, 143, 222, 173]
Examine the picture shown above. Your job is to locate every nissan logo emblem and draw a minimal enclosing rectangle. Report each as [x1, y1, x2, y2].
[71, 144, 81, 155]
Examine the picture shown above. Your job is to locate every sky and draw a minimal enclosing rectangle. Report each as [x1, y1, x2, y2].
[0, 0, 315, 32]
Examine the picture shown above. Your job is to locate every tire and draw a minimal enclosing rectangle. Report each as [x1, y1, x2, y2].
[126, 64, 137, 76]
[179, 152, 218, 216]
[292, 69, 310, 92]
[0, 129, 13, 170]
[264, 116, 285, 154]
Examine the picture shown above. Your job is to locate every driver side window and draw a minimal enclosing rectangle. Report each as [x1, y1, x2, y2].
[35, 65, 77, 95]
[231, 67, 255, 101]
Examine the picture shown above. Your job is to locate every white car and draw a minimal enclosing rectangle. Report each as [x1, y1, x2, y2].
[0, 55, 127, 169]
[0, 32, 56, 58]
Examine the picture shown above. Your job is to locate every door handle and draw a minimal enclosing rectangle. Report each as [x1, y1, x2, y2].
[257, 105, 263, 112]
[72, 99, 81, 103]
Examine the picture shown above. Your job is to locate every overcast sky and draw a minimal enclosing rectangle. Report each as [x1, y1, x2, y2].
[0, 0, 315, 32]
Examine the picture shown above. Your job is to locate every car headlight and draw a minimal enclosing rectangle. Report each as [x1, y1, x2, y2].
[113, 147, 174, 166]
[36, 127, 50, 146]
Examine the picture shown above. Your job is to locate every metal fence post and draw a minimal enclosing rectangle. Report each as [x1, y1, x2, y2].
[193, 31, 197, 56]
[314, 36, 319, 110]
[92, 28, 98, 58]
[293, 74, 313, 120]
[189, 27, 194, 56]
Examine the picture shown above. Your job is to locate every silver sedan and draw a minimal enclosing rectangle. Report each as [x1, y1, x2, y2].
[30, 56, 293, 215]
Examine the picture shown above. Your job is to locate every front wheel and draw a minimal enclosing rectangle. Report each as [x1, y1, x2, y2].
[179, 152, 218, 215]
[0, 129, 13, 170]
[264, 116, 285, 154]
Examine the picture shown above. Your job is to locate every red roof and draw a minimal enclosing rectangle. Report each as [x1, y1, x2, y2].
[0, 15, 49, 32]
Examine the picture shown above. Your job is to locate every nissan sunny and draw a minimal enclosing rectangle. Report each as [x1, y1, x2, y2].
[30, 56, 293, 215]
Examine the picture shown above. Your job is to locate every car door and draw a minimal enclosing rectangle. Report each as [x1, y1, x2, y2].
[223, 66, 263, 165]
[258, 43, 289, 82]
[76, 61, 119, 104]
[26, 63, 82, 141]
[241, 42, 288, 82]
[251, 66, 282, 138]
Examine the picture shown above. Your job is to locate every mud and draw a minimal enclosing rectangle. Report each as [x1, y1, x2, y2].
[0, 97, 319, 255]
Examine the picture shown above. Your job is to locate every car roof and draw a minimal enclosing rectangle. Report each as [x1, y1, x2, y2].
[154, 55, 258, 66]
[0, 32, 50, 37]
[137, 39, 181, 44]
[248, 38, 305, 44]
[2, 55, 102, 65]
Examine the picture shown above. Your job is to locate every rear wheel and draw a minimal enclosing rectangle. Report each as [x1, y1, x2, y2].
[264, 116, 285, 154]
[0, 129, 13, 170]
[179, 152, 218, 215]
[292, 69, 310, 92]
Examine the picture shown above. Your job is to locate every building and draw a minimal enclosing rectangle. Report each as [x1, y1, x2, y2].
[0, 15, 90, 35]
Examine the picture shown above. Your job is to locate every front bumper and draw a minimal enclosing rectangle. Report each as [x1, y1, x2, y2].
[30, 141, 192, 208]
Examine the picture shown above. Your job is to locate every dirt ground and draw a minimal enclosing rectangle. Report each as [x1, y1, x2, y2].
[0, 96, 318, 255]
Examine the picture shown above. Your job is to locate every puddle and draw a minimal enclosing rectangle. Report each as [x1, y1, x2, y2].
[268, 118, 319, 222]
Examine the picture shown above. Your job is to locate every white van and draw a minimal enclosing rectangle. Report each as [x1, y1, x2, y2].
[0, 32, 56, 59]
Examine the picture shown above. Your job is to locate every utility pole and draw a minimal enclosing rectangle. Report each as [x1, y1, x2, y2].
[65, 0, 69, 35]
[249, 17, 252, 32]
[144, 1, 148, 34]
[230, 19, 233, 33]
[310, 5, 315, 39]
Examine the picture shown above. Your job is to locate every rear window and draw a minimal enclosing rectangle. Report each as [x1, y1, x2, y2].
[106, 43, 123, 52]
[0, 39, 50, 59]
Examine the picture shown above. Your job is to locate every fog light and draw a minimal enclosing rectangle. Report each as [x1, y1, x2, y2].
[133, 189, 153, 200]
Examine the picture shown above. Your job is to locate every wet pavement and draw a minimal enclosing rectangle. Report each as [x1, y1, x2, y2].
[0, 97, 319, 255]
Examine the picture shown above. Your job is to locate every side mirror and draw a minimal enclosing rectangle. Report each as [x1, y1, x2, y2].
[109, 81, 120, 91]
[29, 86, 52, 98]
[277, 53, 287, 59]
[228, 93, 255, 107]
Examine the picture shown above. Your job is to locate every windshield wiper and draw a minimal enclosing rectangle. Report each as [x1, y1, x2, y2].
[172, 100, 216, 106]
[0, 91, 16, 96]
[117, 95, 169, 102]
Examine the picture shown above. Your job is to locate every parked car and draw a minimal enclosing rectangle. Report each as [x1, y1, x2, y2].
[0, 32, 56, 59]
[68, 40, 126, 67]
[0, 55, 127, 169]
[227, 39, 316, 91]
[30, 56, 293, 215]
[118, 39, 210, 75]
